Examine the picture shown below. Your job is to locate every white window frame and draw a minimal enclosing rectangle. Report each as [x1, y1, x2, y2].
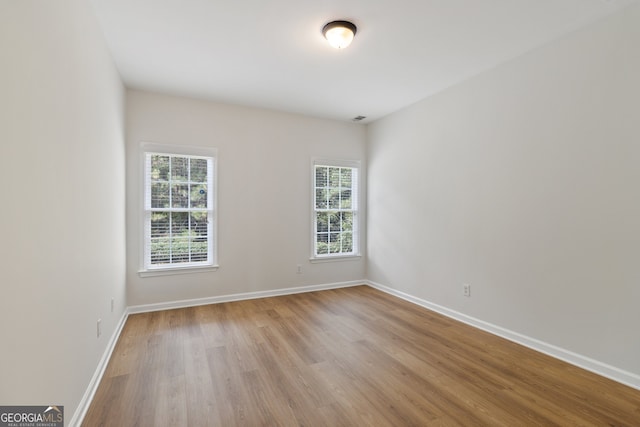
[311, 158, 361, 262]
[139, 143, 218, 277]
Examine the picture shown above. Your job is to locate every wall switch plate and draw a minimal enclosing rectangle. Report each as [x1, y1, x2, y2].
[97, 319, 102, 338]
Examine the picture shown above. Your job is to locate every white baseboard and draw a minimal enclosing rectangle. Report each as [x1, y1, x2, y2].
[366, 280, 640, 391]
[69, 309, 129, 427]
[127, 280, 364, 314]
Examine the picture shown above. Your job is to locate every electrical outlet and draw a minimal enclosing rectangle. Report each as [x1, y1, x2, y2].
[296, 264, 302, 274]
[463, 284, 471, 297]
[97, 319, 102, 338]
[111, 298, 114, 313]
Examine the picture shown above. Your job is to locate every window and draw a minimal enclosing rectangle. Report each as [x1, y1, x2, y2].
[142, 144, 217, 273]
[312, 159, 360, 259]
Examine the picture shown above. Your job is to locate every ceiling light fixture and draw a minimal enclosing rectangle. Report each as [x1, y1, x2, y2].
[322, 20, 357, 49]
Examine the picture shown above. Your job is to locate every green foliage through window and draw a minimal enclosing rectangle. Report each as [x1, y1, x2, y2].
[145, 152, 213, 268]
[314, 164, 358, 257]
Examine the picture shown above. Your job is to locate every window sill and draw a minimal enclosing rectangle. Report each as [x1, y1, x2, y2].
[309, 255, 362, 264]
[138, 265, 219, 278]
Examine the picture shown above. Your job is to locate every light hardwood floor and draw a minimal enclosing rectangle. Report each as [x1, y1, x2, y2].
[83, 285, 640, 426]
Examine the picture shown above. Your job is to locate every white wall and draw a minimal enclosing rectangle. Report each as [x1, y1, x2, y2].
[367, 5, 640, 377]
[0, 0, 126, 423]
[126, 90, 366, 306]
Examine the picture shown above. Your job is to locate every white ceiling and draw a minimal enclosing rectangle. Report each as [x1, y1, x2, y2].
[89, 0, 636, 123]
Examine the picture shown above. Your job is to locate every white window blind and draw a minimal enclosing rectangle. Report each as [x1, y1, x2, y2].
[143, 149, 216, 271]
[313, 160, 359, 258]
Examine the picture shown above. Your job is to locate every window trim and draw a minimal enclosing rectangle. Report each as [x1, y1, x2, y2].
[138, 142, 218, 276]
[310, 158, 361, 261]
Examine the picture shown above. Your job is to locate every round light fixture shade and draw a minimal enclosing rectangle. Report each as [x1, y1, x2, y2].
[322, 20, 357, 49]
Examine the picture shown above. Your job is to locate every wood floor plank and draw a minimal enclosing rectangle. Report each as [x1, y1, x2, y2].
[183, 337, 217, 426]
[155, 374, 188, 426]
[83, 286, 640, 426]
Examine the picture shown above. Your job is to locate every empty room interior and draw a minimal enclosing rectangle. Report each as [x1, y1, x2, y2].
[2, 0, 640, 425]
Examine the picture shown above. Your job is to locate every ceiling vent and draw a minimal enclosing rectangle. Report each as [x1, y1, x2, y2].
[352, 116, 367, 122]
